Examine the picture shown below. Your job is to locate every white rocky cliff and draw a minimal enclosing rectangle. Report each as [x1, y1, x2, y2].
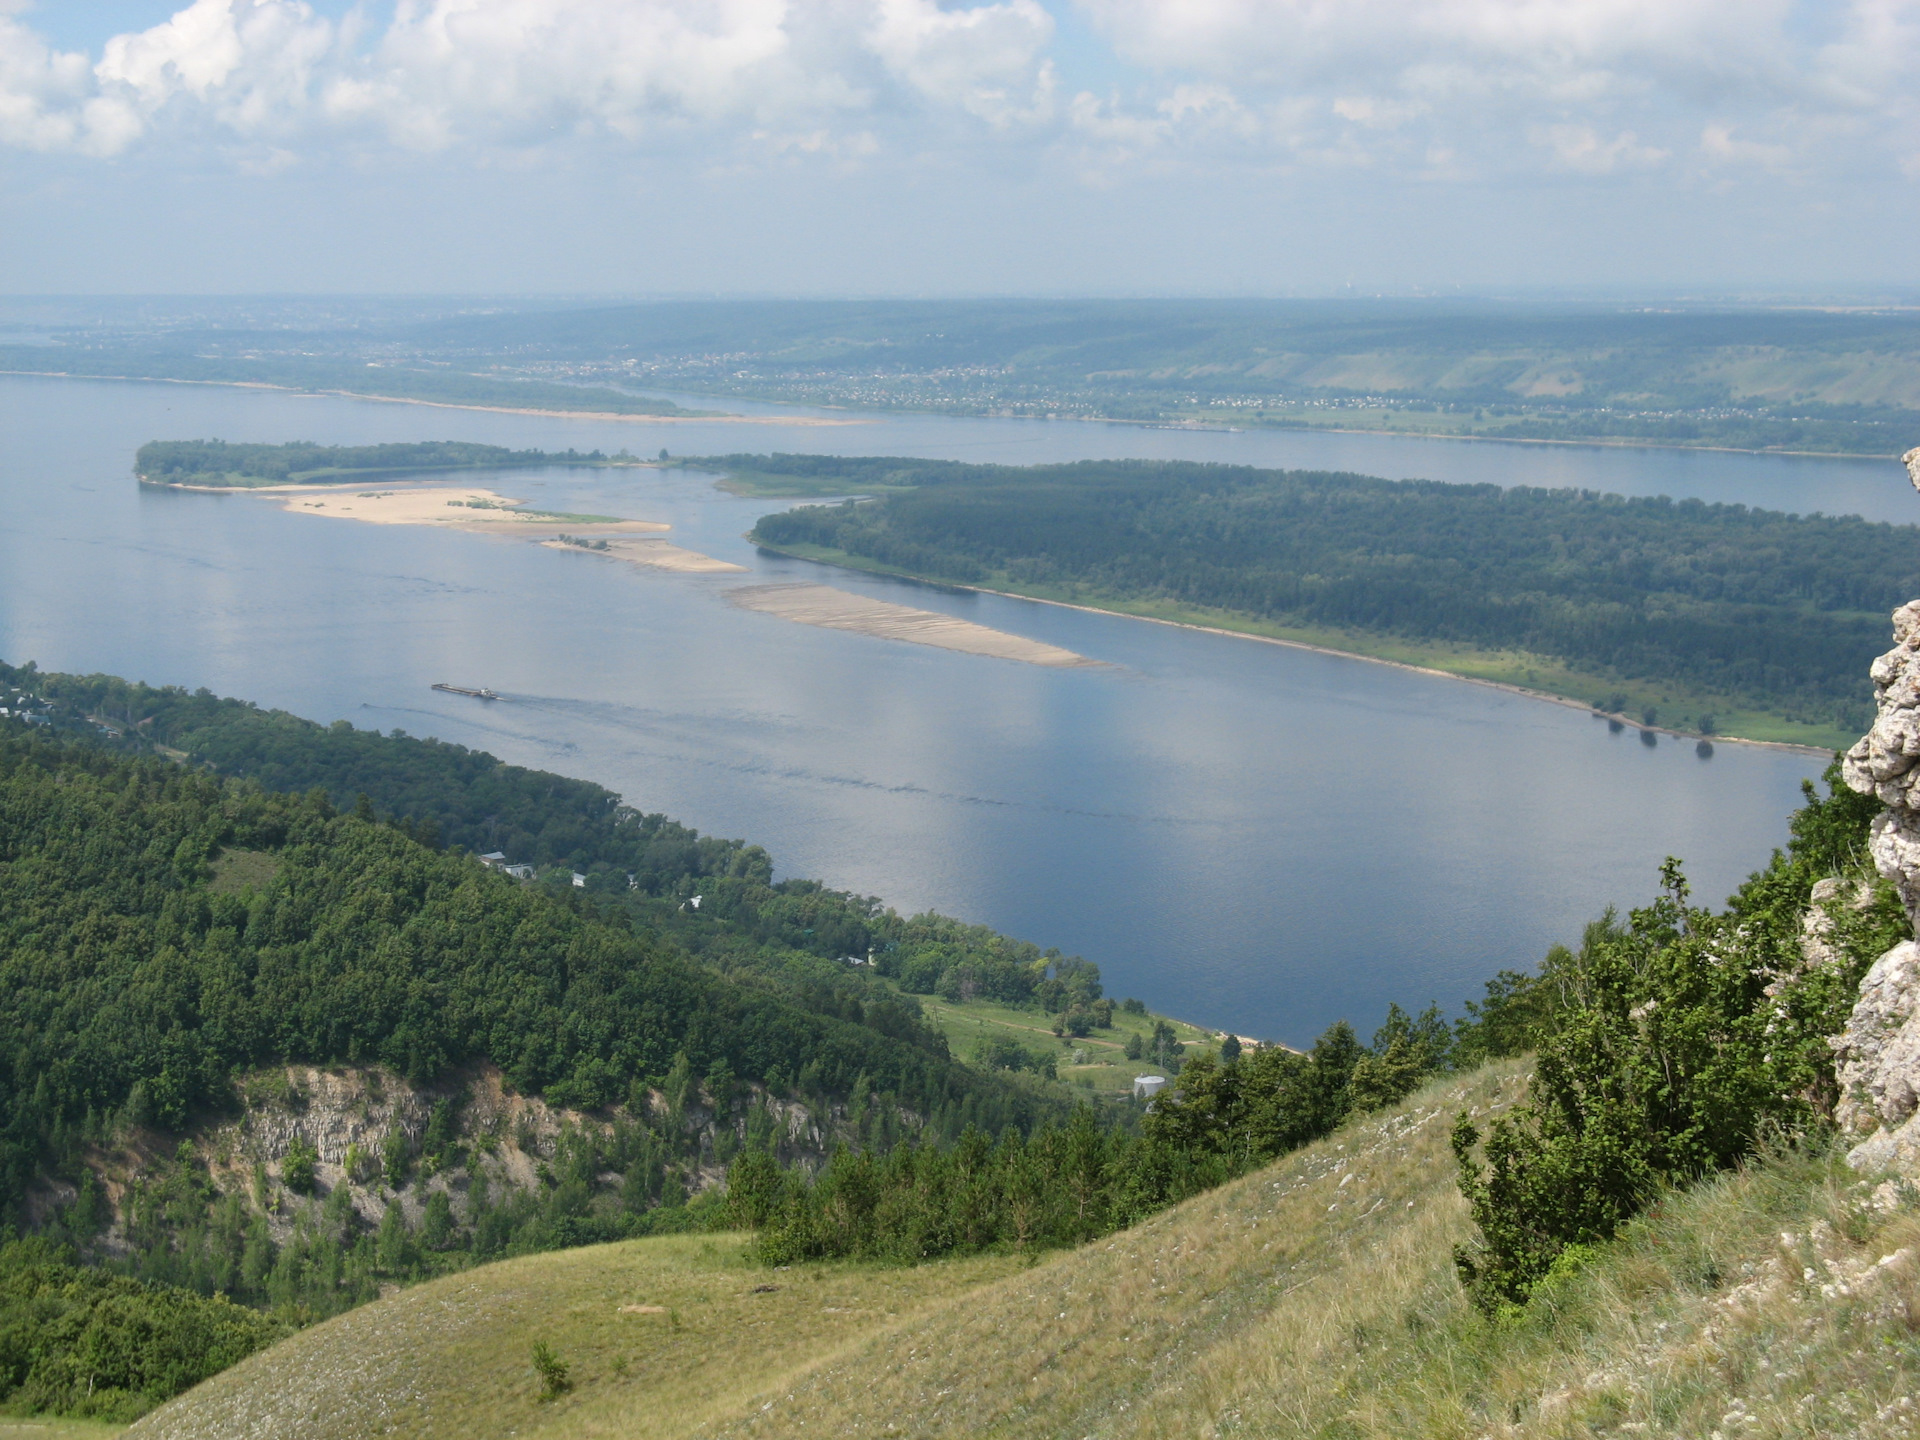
[1833, 446, 1920, 1172]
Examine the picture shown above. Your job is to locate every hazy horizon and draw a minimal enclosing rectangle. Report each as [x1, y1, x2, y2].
[2, 1, 1915, 296]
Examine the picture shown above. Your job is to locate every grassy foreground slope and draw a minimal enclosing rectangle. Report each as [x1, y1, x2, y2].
[136, 1052, 1920, 1439]
[124, 1236, 1025, 1439]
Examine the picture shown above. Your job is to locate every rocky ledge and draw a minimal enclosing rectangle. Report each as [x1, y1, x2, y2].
[1833, 447, 1920, 1171]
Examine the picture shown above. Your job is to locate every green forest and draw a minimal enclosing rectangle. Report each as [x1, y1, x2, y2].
[739, 454, 1920, 740]
[135, 439, 642, 487]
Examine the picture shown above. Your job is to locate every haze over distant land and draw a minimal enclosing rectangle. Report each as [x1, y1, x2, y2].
[0, 0, 1916, 294]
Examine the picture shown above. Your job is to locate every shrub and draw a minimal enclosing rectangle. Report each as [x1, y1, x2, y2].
[282, 1137, 318, 1195]
[1451, 765, 1908, 1311]
[531, 1341, 571, 1399]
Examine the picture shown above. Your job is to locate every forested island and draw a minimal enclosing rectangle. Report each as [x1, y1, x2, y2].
[135, 439, 648, 488]
[735, 453, 1920, 747]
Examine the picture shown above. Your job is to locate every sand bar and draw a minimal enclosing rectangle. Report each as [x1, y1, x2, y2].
[726, 582, 1095, 667]
[540, 537, 747, 574]
[257, 484, 671, 537]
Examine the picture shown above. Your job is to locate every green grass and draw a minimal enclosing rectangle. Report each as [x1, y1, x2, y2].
[901, 990, 1224, 1096]
[0, 1420, 127, 1440]
[753, 540, 1851, 752]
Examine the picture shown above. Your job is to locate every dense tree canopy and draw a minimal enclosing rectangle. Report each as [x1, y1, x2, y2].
[0, 722, 1054, 1222]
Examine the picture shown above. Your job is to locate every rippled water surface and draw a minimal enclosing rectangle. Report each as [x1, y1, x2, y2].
[0, 375, 1880, 1043]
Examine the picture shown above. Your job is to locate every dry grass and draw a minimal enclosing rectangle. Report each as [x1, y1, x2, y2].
[698, 1058, 1920, 1439]
[128, 1057, 1920, 1438]
[698, 1060, 1531, 1440]
[0, 1420, 127, 1440]
[124, 1235, 1022, 1440]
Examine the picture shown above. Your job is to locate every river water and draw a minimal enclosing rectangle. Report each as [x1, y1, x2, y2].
[1, 373, 1905, 1045]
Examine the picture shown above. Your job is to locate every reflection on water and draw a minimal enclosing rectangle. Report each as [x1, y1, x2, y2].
[0, 375, 1841, 1045]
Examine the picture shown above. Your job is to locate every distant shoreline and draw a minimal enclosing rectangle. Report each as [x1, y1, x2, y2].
[0, 369, 869, 426]
[981, 588, 1835, 757]
[751, 541, 1835, 758]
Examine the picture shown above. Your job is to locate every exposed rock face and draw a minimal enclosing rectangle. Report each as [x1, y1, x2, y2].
[1832, 446, 1920, 1171]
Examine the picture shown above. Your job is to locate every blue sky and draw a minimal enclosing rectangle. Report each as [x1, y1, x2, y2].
[1, 0, 1915, 295]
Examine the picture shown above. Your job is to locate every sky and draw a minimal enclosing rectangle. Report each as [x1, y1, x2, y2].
[0, 0, 1916, 295]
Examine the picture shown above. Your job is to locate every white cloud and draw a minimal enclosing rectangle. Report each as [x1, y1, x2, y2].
[0, 13, 103, 152]
[1071, 0, 1920, 178]
[0, 0, 1913, 189]
[1533, 123, 1667, 174]
[0, 0, 1062, 159]
[866, 0, 1056, 126]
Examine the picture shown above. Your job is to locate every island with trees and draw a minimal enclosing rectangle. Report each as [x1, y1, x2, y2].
[732, 452, 1919, 748]
[134, 439, 651, 488]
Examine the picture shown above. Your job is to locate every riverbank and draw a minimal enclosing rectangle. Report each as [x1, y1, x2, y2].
[1, 369, 869, 426]
[749, 540, 1842, 755]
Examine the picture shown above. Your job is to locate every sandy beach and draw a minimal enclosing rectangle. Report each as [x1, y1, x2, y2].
[540, 537, 747, 574]
[726, 582, 1096, 667]
[257, 485, 672, 537]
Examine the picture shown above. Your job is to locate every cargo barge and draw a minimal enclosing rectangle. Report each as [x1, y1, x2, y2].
[432, 683, 500, 700]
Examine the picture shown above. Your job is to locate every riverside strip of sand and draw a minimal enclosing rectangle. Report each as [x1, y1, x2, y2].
[726, 582, 1096, 667]
[258, 484, 755, 571]
[540, 537, 747, 574]
[258, 485, 671, 537]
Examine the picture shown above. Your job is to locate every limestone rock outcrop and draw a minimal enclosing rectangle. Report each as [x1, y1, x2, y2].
[1833, 446, 1920, 1172]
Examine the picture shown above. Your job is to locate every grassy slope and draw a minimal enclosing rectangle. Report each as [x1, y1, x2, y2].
[131, 1058, 1920, 1438]
[124, 1236, 1026, 1440]
[749, 540, 1849, 752]
[0, 1423, 126, 1439]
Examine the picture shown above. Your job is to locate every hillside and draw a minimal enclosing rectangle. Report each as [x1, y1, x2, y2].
[738, 454, 1920, 747]
[128, 1056, 1920, 1439]
[11, 660, 1219, 1101]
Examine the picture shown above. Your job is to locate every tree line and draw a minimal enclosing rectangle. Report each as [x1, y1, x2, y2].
[134, 439, 627, 485]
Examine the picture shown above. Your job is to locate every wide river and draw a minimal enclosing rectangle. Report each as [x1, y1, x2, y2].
[2, 374, 1911, 1045]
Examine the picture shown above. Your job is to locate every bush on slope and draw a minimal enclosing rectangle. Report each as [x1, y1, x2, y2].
[1453, 761, 1908, 1309]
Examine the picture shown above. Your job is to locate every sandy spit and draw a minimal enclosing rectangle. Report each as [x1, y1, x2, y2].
[258, 484, 671, 536]
[726, 582, 1097, 668]
[540, 537, 747, 574]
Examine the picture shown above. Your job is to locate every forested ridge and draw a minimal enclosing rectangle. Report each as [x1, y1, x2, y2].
[741, 454, 1920, 733]
[11, 662, 1109, 1028]
[135, 439, 635, 486]
[0, 722, 1050, 1194]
